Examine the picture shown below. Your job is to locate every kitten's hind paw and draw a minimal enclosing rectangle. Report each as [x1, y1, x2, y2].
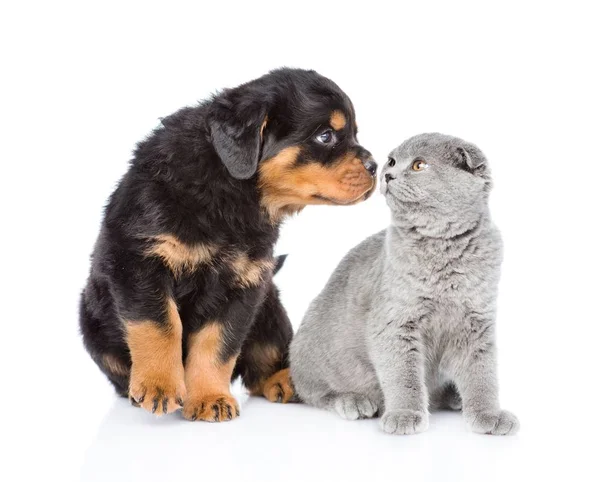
[332, 393, 379, 420]
[380, 409, 429, 435]
[466, 409, 519, 435]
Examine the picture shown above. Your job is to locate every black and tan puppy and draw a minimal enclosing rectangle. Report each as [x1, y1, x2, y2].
[79, 68, 377, 421]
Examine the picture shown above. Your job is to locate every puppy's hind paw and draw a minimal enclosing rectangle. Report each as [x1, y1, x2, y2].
[466, 409, 519, 435]
[380, 409, 429, 435]
[332, 393, 379, 420]
[262, 368, 295, 403]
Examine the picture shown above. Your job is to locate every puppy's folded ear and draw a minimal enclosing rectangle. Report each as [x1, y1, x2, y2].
[208, 90, 268, 180]
[457, 144, 486, 171]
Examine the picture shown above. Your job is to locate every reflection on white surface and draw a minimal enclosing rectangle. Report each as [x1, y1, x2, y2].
[80, 394, 524, 482]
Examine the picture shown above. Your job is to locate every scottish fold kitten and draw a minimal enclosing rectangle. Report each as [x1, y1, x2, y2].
[290, 133, 519, 435]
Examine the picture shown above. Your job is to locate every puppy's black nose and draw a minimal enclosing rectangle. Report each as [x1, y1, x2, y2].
[385, 173, 395, 183]
[363, 159, 377, 177]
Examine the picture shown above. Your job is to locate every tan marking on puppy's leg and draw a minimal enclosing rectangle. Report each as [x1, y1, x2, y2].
[261, 368, 295, 403]
[127, 299, 186, 415]
[146, 234, 217, 277]
[230, 253, 275, 288]
[102, 353, 129, 377]
[329, 110, 347, 130]
[183, 323, 240, 422]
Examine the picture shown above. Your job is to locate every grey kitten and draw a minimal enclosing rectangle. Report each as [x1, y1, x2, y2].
[290, 133, 519, 435]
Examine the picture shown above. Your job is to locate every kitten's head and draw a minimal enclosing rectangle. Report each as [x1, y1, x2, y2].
[381, 133, 492, 233]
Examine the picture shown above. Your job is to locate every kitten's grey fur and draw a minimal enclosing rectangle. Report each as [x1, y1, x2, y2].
[290, 133, 519, 435]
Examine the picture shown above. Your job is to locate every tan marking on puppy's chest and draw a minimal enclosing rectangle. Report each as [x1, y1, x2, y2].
[147, 234, 217, 277]
[230, 252, 275, 288]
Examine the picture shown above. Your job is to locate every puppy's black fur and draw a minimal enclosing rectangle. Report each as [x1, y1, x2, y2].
[80, 68, 376, 420]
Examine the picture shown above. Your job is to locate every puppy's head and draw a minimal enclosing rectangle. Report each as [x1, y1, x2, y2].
[208, 68, 377, 219]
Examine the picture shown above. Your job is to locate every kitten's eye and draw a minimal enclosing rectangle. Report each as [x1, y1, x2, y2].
[316, 129, 335, 145]
[411, 160, 428, 171]
[388, 157, 396, 167]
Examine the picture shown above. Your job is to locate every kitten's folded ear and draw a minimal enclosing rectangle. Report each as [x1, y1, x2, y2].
[208, 89, 269, 180]
[457, 144, 487, 171]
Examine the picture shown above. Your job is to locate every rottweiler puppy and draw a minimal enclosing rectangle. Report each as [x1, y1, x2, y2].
[79, 68, 377, 421]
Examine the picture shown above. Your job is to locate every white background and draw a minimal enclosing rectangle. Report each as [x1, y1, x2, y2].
[2, 1, 599, 481]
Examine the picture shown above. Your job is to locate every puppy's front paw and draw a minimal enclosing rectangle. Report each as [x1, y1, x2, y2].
[380, 409, 429, 435]
[129, 366, 186, 415]
[183, 394, 240, 422]
[333, 393, 378, 420]
[465, 409, 519, 435]
[262, 368, 295, 403]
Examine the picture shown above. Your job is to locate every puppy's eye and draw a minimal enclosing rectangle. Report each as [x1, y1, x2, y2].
[388, 158, 396, 167]
[411, 160, 428, 171]
[316, 129, 335, 144]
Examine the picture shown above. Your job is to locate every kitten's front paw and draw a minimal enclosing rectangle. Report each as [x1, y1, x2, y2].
[380, 409, 428, 435]
[332, 393, 379, 420]
[465, 409, 519, 435]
